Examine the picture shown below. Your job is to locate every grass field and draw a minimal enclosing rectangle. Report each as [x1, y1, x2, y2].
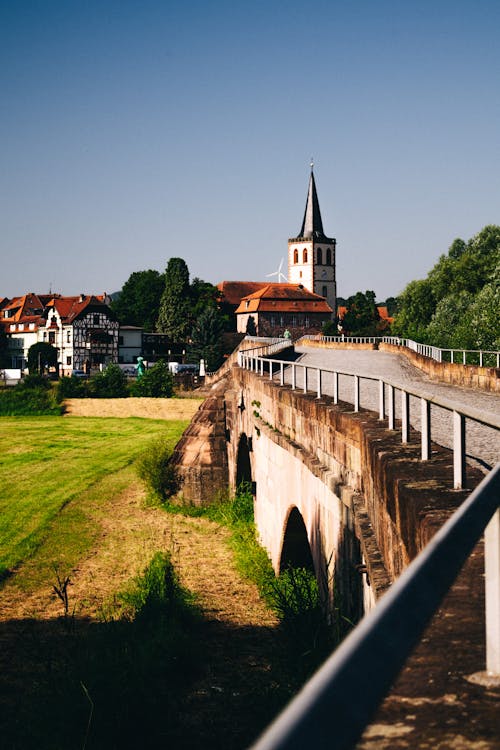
[0, 415, 190, 581]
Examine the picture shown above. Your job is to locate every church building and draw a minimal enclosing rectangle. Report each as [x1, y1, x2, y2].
[231, 167, 336, 337]
[287, 166, 337, 312]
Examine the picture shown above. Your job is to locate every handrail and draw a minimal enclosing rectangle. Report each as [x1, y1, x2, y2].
[249, 464, 500, 750]
[297, 334, 500, 368]
[240, 352, 500, 488]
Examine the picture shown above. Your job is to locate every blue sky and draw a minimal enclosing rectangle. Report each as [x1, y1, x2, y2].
[2, 0, 499, 300]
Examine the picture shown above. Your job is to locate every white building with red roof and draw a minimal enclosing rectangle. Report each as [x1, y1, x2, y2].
[1, 293, 118, 374]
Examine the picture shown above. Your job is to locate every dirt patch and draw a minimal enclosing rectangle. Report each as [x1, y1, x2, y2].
[63, 396, 203, 420]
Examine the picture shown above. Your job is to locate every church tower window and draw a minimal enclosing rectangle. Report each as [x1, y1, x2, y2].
[293, 248, 298, 263]
[317, 248, 323, 264]
[303, 249, 308, 263]
[326, 247, 332, 265]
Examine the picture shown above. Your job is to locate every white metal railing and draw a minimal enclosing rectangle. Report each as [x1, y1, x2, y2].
[240, 352, 500, 489]
[250, 464, 500, 750]
[298, 334, 500, 368]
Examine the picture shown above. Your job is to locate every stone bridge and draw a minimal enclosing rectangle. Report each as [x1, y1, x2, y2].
[172, 341, 499, 746]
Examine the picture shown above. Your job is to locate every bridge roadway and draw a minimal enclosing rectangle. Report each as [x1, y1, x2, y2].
[283, 346, 500, 473]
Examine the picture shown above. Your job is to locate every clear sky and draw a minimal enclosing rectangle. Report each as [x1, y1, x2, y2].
[2, 0, 499, 301]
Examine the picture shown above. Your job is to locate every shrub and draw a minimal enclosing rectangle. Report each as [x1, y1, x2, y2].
[0, 379, 61, 416]
[55, 375, 86, 402]
[130, 359, 173, 398]
[136, 439, 178, 501]
[87, 363, 129, 398]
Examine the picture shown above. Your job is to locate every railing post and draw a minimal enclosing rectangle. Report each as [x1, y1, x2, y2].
[317, 368, 321, 399]
[260, 358, 264, 377]
[388, 385, 395, 430]
[378, 380, 385, 420]
[453, 410, 466, 489]
[280, 362, 284, 386]
[333, 371, 338, 404]
[291, 364, 296, 390]
[421, 397, 431, 460]
[354, 375, 360, 412]
[304, 366, 308, 394]
[485, 508, 500, 675]
[269, 361, 273, 380]
[463, 351, 466, 365]
[401, 390, 409, 443]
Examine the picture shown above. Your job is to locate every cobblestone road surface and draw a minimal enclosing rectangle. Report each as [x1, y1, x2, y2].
[279, 347, 500, 473]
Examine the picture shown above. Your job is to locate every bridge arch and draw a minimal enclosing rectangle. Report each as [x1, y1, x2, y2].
[236, 432, 252, 488]
[279, 506, 315, 574]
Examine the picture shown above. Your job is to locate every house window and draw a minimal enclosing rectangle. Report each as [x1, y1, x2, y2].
[305, 317, 310, 327]
[317, 248, 323, 264]
[43, 331, 47, 341]
[49, 331, 56, 344]
[93, 314, 100, 325]
[326, 247, 332, 265]
[119, 335, 124, 345]
[66, 330, 71, 343]
[292, 316, 297, 327]
[280, 316, 284, 326]
[270, 316, 276, 327]
[66, 356, 72, 365]
[293, 248, 298, 263]
[303, 249, 308, 263]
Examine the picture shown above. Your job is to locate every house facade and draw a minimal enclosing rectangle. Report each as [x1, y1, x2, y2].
[1, 293, 119, 375]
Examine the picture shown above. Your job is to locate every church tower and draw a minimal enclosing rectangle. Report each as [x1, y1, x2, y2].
[288, 167, 337, 315]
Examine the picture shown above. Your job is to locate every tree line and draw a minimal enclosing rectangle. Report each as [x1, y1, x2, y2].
[112, 258, 227, 371]
[392, 225, 499, 350]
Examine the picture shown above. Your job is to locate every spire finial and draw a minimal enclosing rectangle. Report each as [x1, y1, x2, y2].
[310, 157, 314, 171]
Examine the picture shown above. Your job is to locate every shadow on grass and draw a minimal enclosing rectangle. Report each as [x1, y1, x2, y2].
[0, 611, 306, 750]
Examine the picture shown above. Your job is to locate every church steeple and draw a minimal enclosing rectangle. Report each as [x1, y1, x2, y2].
[288, 165, 337, 317]
[299, 168, 326, 240]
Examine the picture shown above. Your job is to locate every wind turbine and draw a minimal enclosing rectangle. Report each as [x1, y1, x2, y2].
[266, 257, 288, 283]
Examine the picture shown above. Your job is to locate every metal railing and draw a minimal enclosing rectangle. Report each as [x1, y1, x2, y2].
[299, 334, 500, 368]
[240, 352, 500, 489]
[250, 464, 500, 750]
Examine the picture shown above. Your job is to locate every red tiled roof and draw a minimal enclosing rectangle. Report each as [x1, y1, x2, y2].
[236, 283, 332, 314]
[217, 281, 268, 306]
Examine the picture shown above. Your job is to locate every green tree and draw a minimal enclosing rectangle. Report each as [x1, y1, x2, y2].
[156, 258, 192, 340]
[342, 290, 380, 336]
[27, 343, 58, 374]
[87, 363, 128, 398]
[111, 270, 165, 331]
[425, 291, 475, 349]
[130, 360, 174, 397]
[392, 279, 435, 341]
[189, 306, 225, 371]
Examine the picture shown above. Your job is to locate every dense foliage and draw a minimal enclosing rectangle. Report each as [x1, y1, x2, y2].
[156, 257, 192, 340]
[339, 290, 391, 336]
[0, 376, 61, 416]
[189, 306, 225, 371]
[393, 225, 500, 349]
[130, 359, 174, 397]
[111, 269, 165, 331]
[27, 342, 58, 374]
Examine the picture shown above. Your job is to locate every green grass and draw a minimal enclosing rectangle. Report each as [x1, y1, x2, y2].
[0, 416, 190, 580]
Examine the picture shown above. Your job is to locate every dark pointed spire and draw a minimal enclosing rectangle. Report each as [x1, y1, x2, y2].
[299, 167, 326, 240]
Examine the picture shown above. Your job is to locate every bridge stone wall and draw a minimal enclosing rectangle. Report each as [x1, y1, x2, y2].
[173, 363, 483, 615]
[379, 342, 500, 392]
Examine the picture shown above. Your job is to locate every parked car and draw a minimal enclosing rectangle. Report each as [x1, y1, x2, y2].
[72, 369, 89, 379]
